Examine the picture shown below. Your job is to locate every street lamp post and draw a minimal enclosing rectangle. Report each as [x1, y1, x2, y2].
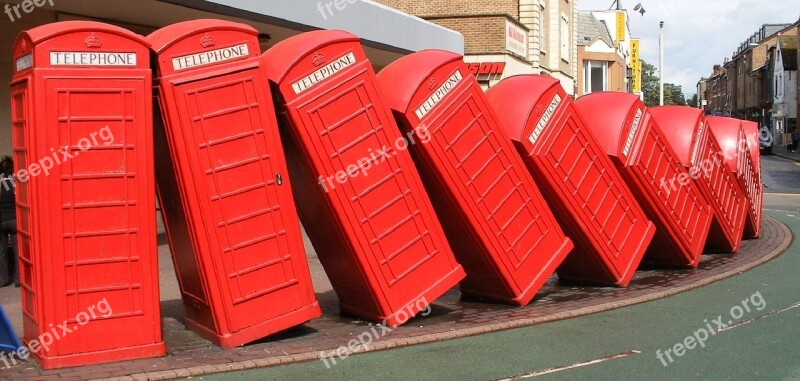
[659, 21, 664, 106]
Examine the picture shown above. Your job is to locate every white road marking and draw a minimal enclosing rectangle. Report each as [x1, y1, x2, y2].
[718, 301, 800, 333]
[494, 350, 641, 380]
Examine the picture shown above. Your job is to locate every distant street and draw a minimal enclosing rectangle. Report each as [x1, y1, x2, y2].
[761, 155, 800, 194]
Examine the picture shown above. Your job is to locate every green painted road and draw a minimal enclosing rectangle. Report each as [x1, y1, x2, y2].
[196, 210, 800, 381]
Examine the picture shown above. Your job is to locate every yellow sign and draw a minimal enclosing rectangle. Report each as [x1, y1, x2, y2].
[616, 12, 626, 42]
[630, 39, 642, 93]
[632, 66, 641, 93]
[630, 39, 640, 62]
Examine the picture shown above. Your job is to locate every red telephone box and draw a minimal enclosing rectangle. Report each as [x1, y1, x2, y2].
[706, 117, 762, 239]
[147, 20, 321, 348]
[486, 76, 655, 287]
[741, 120, 762, 172]
[376, 50, 572, 305]
[263, 31, 465, 326]
[741, 120, 763, 238]
[573, 93, 712, 268]
[10, 21, 164, 369]
[648, 106, 748, 253]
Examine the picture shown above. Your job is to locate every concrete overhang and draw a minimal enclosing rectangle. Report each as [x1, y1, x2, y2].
[160, 0, 465, 56]
[3, 0, 465, 67]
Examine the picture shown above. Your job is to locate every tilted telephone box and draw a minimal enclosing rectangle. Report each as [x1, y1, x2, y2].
[147, 20, 321, 347]
[263, 30, 465, 327]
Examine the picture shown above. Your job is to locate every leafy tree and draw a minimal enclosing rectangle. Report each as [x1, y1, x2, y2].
[686, 93, 699, 108]
[665, 84, 687, 106]
[642, 60, 659, 106]
[640, 59, 687, 107]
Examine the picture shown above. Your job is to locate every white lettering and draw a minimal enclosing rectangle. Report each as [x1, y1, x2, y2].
[16, 54, 33, 71]
[529, 94, 561, 144]
[414, 70, 463, 119]
[292, 52, 357, 94]
[171, 43, 249, 71]
[622, 109, 643, 156]
[691, 121, 705, 165]
[49, 52, 137, 66]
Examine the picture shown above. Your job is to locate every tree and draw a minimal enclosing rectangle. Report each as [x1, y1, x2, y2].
[640, 59, 687, 107]
[686, 93, 699, 108]
[664, 84, 687, 106]
[641, 60, 659, 106]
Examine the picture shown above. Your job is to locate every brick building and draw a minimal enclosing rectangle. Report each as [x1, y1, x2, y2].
[703, 64, 727, 115]
[576, 11, 626, 96]
[377, 0, 578, 94]
[721, 24, 796, 121]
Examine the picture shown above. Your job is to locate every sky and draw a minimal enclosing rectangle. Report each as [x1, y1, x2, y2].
[577, 0, 800, 97]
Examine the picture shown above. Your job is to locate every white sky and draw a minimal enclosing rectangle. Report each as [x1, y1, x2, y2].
[577, 0, 800, 96]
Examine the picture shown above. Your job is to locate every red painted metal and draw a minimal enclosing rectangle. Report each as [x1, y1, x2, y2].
[147, 20, 321, 347]
[707, 116, 762, 239]
[574, 92, 712, 268]
[263, 31, 465, 326]
[10, 21, 164, 368]
[377, 50, 573, 305]
[486, 76, 655, 286]
[649, 106, 748, 253]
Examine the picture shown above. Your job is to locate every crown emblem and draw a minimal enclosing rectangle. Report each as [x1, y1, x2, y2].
[20, 40, 27, 51]
[312, 53, 326, 67]
[200, 33, 216, 48]
[534, 105, 544, 116]
[427, 78, 438, 89]
[84, 33, 102, 48]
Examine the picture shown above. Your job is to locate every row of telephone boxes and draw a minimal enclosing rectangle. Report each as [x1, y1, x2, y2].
[9, 20, 762, 369]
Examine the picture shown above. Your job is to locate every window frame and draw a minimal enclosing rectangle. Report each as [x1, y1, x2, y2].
[584, 60, 607, 94]
[560, 13, 570, 62]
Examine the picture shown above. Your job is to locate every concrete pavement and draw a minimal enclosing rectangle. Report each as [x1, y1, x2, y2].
[773, 144, 800, 162]
[194, 211, 800, 381]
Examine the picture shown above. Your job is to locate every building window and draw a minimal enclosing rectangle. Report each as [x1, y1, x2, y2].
[775, 77, 779, 97]
[584, 61, 607, 93]
[560, 14, 570, 62]
[538, 5, 545, 51]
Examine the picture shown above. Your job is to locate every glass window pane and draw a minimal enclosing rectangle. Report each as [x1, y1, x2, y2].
[591, 64, 604, 92]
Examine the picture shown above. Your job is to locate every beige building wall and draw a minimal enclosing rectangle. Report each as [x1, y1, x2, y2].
[539, 0, 576, 94]
[374, 0, 578, 94]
